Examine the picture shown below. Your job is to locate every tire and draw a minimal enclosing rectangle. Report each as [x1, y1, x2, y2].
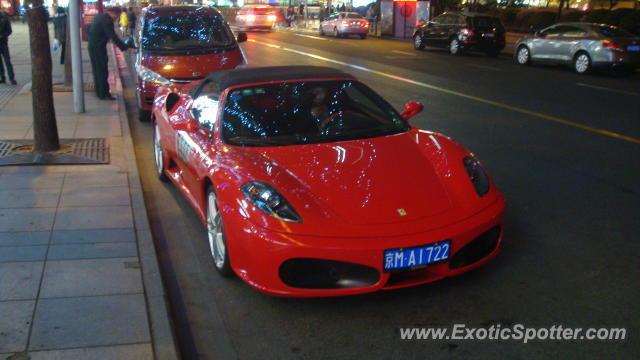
[333, 27, 341, 38]
[206, 188, 232, 277]
[138, 109, 150, 122]
[573, 52, 591, 74]
[319, 26, 325, 36]
[449, 38, 462, 56]
[515, 45, 531, 65]
[359, 33, 367, 39]
[153, 121, 168, 182]
[413, 34, 425, 50]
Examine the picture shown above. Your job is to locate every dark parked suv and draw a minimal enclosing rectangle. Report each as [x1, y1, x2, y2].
[413, 12, 505, 57]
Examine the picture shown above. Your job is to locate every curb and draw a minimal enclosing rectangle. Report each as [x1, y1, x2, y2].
[110, 45, 180, 360]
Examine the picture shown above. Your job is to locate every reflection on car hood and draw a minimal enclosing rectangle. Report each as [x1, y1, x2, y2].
[240, 131, 453, 226]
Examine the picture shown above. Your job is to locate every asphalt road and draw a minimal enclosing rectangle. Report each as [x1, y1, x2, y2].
[122, 30, 640, 360]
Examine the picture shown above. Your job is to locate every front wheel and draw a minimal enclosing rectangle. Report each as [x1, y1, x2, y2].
[333, 27, 341, 38]
[515, 45, 531, 65]
[573, 52, 591, 74]
[206, 188, 232, 277]
[359, 33, 367, 39]
[319, 26, 325, 36]
[153, 122, 168, 182]
[413, 34, 425, 50]
[449, 38, 462, 56]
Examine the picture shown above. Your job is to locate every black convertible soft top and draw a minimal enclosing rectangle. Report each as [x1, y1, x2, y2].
[190, 66, 356, 98]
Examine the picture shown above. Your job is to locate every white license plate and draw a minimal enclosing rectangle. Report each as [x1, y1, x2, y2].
[484, 33, 495, 38]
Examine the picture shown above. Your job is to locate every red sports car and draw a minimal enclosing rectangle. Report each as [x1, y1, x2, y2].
[151, 66, 505, 297]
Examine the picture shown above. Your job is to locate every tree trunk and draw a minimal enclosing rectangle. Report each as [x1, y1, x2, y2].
[28, 0, 60, 152]
[557, 1, 565, 21]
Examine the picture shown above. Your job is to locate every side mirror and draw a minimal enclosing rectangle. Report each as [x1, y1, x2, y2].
[236, 32, 248, 43]
[400, 101, 424, 120]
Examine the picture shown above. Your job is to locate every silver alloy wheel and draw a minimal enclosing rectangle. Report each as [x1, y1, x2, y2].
[414, 35, 423, 49]
[153, 123, 163, 176]
[574, 53, 590, 74]
[517, 46, 529, 64]
[450, 39, 459, 55]
[207, 192, 225, 270]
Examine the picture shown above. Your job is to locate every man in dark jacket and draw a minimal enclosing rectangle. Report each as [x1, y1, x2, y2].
[53, 7, 67, 65]
[0, 11, 16, 85]
[88, 7, 133, 100]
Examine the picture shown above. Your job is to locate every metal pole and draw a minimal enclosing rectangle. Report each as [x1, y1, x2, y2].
[304, 0, 308, 29]
[69, 0, 85, 113]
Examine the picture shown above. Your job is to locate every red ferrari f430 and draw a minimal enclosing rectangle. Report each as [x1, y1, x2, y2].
[151, 66, 505, 297]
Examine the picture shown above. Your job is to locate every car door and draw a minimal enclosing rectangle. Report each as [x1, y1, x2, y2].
[554, 26, 590, 63]
[175, 92, 220, 205]
[531, 25, 567, 62]
[423, 14, 445, 45]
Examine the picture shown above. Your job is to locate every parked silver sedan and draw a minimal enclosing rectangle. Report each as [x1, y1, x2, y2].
[514, 23, 640, 74]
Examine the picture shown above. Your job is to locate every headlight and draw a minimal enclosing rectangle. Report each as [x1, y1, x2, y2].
[136, 64, 171, 85]
[241, 182, 302, 223]
[463, 155, 490, 197]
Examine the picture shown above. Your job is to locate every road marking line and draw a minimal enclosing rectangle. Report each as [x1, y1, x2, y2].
[391, 50, 417, 56]
[576, 82, 640, 97]
[294, 33, 328, 41]
[247, 39, 281, 48]
[267, 44, 640, 145]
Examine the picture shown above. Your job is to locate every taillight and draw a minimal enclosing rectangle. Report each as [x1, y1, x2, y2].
[602, 40, 622, 51]
[363, 21, 369, 28]
[342, 20, 349, 26]
[246, 14, 256, 22]
[267, 14, 277, 22]
[461, 28, 474, 37]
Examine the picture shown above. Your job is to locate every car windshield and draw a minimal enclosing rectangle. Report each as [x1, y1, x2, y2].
[592, 25, 634, 38]
[142, 13, 234, 51]
[221, 80, 409, 147]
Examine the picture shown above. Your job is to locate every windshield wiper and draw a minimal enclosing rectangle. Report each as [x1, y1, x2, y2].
[227, 137, 292, 147]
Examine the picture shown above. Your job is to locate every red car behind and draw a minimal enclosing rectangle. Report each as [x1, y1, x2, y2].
[135, 5, 247, 121]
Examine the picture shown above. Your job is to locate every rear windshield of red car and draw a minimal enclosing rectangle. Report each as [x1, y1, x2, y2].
[142, 13, 234, 51]
[345, 13, 363, 19]
[220, 80, 409, 147]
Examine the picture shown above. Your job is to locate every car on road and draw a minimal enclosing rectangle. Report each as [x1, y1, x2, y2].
[134, 5, 247, 121]
[514, 23, 640, 74]
[319, 12, 369, 39]
[234, 5, 278, 31]
[413, 12, 505, 57]
[151, 66, 506, 297]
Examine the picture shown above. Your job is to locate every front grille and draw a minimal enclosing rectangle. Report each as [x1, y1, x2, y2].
[449, 226, 501, 270]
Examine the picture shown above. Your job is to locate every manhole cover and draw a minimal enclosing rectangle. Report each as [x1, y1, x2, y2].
[0, 138, 109, 166]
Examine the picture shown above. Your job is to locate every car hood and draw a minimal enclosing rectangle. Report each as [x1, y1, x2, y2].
[235, 131, 454, 227]
[141, 49, 243, 80]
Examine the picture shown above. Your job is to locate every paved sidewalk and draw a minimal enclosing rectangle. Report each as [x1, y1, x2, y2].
[0, 23, 178, 360]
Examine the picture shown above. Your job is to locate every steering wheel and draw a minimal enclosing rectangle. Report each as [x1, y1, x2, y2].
[319, 110, 352, 132]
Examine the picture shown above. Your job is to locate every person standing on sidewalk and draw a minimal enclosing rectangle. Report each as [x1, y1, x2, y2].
[127, 7, 137, 36]
[88, 7, 133, 100]
[0, 10, 16, 85]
